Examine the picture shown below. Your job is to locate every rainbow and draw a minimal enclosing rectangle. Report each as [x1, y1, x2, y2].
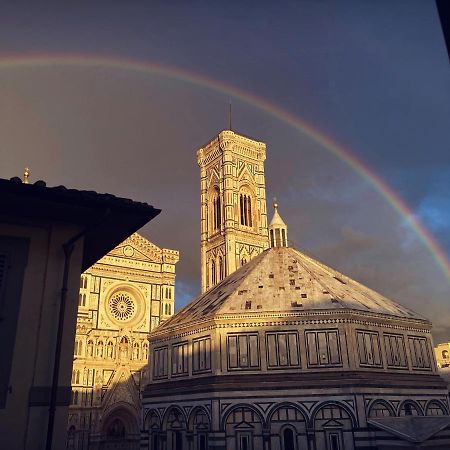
[1, 53, 449, 282]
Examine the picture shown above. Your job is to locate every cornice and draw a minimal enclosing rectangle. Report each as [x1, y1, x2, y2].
[149, 309, 431, 343]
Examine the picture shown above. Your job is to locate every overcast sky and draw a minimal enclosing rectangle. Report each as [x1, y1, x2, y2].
[1, 1, 449, 341]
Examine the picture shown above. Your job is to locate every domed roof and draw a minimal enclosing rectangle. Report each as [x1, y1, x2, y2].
[160, 246, 425, 330]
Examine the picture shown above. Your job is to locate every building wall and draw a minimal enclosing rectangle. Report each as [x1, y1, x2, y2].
[143, 315, 449, 450]
[149, 313, 437, 384]
[197, 130, 269, 293]
[142, 390, 450, 450]
[67, 233, 178, 450]
[0, 222, 85, 450]
[435, 343, 450, 368]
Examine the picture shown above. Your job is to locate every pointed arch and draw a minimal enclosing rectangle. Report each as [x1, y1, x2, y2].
[238, 184, 256, 228]
[208, 183, 222, 233]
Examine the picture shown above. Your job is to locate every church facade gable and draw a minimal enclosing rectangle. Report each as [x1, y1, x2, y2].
[68, 234, 179, 450]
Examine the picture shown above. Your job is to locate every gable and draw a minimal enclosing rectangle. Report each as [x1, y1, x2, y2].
[104, 233, 162, 263]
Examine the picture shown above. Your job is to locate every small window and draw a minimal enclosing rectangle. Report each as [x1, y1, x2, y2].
[283, 428, 296, 450]
[237, 432, 252, 450]
[198, 434, 207, 450]
[329, 433, 340, 450]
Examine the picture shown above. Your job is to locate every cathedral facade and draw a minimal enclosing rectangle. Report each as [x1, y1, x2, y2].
[67, 233, 179, 450]
[141, 130, 450, 450]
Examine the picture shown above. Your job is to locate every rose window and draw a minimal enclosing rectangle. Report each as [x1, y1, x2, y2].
[109, 292, 136, 321]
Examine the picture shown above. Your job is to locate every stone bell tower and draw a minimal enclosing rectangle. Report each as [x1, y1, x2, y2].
[197, 130, 269, 293]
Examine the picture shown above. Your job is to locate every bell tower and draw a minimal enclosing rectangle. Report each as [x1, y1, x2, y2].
[197, 130, 269, 293]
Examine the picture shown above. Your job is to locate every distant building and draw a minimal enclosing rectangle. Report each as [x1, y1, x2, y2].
[141, 130, 450, 450]
[0, 176, 159, 450]
[435, 343, 450, 368]
[67, 233, 179, 450]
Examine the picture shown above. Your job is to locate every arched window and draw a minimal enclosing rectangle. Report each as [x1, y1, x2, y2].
[133, 342, 140, 360]
[241, 258, 247, 266]
[87, 340, 93, 357]
[211, 260, 216, 285]
[74, 390, 79, 405]
[82, 294, 86, 306]
[107, 341, 114, 358]
[78, 293, 82, 306]
[168, 304, 172, 315]
[107, 418, 126, 437]
[78, 341, 83, 356]
[83, 277, 87, 289]
[143, 342, 149, 360]
[67, 425, 76, 450]
[239, 193, 252, 227]
[97, 341, 104, 358]
[282, 427, 295, 450]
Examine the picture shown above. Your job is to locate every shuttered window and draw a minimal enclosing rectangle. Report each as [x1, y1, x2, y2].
[266, 331, 300, 369]
[192, 336, 212, 373]
[227, 333, 260, 370]
[383, 333, 408, 368]
[408, 336, 432, 370]
[356, 330, 382, 367]
[305, 329, 342, 367]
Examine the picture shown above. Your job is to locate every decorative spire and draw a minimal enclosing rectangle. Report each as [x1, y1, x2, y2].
[273, 198, 279, 212]
[23, 167, 30, 184]
[268, 198, 288, 248]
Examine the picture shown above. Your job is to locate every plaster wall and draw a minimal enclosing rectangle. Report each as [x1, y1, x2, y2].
[0, 221, 84, 450]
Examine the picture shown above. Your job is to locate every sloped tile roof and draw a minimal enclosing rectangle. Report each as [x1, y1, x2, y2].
[161, 246, 425, 331]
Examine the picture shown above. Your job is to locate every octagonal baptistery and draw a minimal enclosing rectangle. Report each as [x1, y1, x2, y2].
[142, 247, 450, 450]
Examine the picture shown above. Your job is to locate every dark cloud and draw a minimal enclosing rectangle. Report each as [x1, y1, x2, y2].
[0, 1, 449, 342]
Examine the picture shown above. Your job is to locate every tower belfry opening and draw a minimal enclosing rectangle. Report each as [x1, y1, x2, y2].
[197, 130, 269, 292]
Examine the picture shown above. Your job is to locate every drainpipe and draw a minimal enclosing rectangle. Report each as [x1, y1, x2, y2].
[45, 209, 111, 450]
